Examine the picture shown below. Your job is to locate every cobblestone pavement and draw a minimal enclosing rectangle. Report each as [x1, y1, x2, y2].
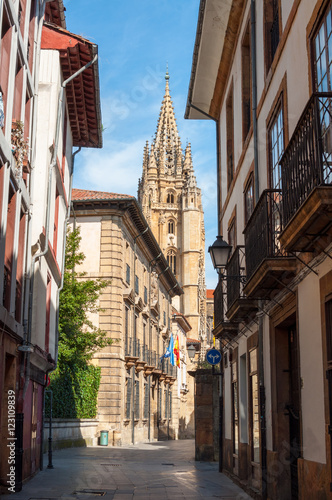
[2, 440, 253, 500]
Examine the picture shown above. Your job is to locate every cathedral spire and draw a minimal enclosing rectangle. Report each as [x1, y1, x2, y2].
[153, 70, 181, 176]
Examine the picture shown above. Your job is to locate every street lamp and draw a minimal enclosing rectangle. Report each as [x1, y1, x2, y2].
[208, 236, 232, 271]
[187, 344, 196, 360]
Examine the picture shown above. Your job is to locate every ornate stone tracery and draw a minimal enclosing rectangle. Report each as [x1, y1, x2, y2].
[137, 71, 207, 354]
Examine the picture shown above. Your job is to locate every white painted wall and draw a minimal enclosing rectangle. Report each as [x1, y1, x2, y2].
[74, 218, 102, 273]
[298, 260, 330, 464]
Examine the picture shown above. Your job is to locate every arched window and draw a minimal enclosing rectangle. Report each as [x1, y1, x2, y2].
[168, 220, 175, 234]
[167, 250, 176, 275]
[166, 192, 174, 204]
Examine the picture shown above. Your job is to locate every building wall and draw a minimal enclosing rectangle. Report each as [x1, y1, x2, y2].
[190, 0, 332, 497]
[71, 204, 181, 446]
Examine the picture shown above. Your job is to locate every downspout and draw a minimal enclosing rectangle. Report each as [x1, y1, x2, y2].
[251, 1, 266, 497]
[148, 252, 161, 442]
[131, 226, 149, 444]
[40, 146, 81, 471]
[20, 0, 48, 406]
[23, 53, 98, 400]
[187, 100, 224, 470]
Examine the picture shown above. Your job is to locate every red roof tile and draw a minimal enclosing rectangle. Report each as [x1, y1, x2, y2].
[72, 188, 134, 201]
[206, 289, 214, 299]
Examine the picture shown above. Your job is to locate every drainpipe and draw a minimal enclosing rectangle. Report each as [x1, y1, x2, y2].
[131, 227, 149, 444]
[251, 1, 267, 497]
[40, 146, 80, 471]
[23, 54, 98, 402]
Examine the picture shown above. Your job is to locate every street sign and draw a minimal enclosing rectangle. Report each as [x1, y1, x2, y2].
[206, 348, 221, 366]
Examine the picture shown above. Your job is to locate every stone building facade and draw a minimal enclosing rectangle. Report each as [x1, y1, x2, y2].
[71, 189, 182, 445]
[138, 72, 207, 355]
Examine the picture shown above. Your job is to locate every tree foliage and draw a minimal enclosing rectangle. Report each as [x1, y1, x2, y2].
[58, 226, 112, 369]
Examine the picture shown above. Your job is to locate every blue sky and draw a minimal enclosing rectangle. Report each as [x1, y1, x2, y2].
[65, 0, 218, 290]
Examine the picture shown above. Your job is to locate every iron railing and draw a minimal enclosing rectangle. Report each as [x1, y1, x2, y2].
[214, 277, 225, 328]
[281, 93, 332, 227]
[225, 246, 246, 311]
[244, 189, 284, 281]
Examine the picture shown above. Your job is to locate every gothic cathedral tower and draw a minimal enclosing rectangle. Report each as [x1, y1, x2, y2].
[138, 71, 207, 347]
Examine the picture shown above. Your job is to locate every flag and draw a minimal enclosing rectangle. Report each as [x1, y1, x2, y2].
[0, 92, 4, 129]
[160, 334, 174, 362]
[174, 334, 180, 367]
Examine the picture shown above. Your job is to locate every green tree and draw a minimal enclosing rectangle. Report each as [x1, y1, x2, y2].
[58, 226, 112, 368]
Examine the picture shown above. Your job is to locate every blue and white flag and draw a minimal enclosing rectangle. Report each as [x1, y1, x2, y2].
[160, 334, 174, 362]
[0, 92, 4, 129]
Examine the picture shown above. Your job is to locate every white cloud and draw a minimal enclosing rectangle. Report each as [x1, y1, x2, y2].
[73, 138, 145, 197]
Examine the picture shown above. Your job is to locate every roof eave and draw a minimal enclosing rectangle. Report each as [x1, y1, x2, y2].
[71, 197, 183, 297]
[185, 0, 234, 121]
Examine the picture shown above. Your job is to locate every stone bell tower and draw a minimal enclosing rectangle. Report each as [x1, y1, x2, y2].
[138, 70, 207, 347]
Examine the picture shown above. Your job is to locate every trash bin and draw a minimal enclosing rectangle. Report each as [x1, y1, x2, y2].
[100, 430, 108, 446]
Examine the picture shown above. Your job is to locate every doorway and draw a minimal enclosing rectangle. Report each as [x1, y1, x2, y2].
[273, 318, 301, 500]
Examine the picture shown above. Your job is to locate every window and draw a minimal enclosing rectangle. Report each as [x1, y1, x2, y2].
[228, 217, 236, 251]
[164, 389, 168, 419]
[232, 360, 239, 457]
[264, 0, 280, 72]
[226, 86, 234, 189]
[313, 6, 332, 92]
[167, 250, 176, 275]
[125, 306, 129, 355]
[135, 275, 139, 295]
[244, 175, 254, 224]
[134, 380, 140, 420]
[167, 192, 174, 204]
[313, 5, 332, 183]
[242, 19, 252, 142]
[126, 264, 130, 284]
[163, 311, 166, 326]
[168, 220, 175, 234]
[126, 378, 132, 419]
[144, 285, 148, 304]
[326, 299, 332, 364]
[269, 106, 284, 190]
[144, 383, 149, 420]
[158, 386, 162, 420]
[249, 348, 260, 463]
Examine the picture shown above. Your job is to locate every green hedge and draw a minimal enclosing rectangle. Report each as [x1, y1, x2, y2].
[45, 364, 101, 419]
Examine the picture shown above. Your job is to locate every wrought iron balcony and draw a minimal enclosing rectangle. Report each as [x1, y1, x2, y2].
[280, 93, 332, 252]
[225, 246, 257, 321]
[244, 190, 297, 299]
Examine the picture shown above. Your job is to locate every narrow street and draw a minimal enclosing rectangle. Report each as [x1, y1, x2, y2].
[3, 440, 252, 500]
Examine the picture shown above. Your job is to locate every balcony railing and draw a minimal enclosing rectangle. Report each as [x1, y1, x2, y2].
[214, 278, 225, 329]
[244, 189, 285, 281]
[281, 92, 332, 227]
[226, 246, 246, 311]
